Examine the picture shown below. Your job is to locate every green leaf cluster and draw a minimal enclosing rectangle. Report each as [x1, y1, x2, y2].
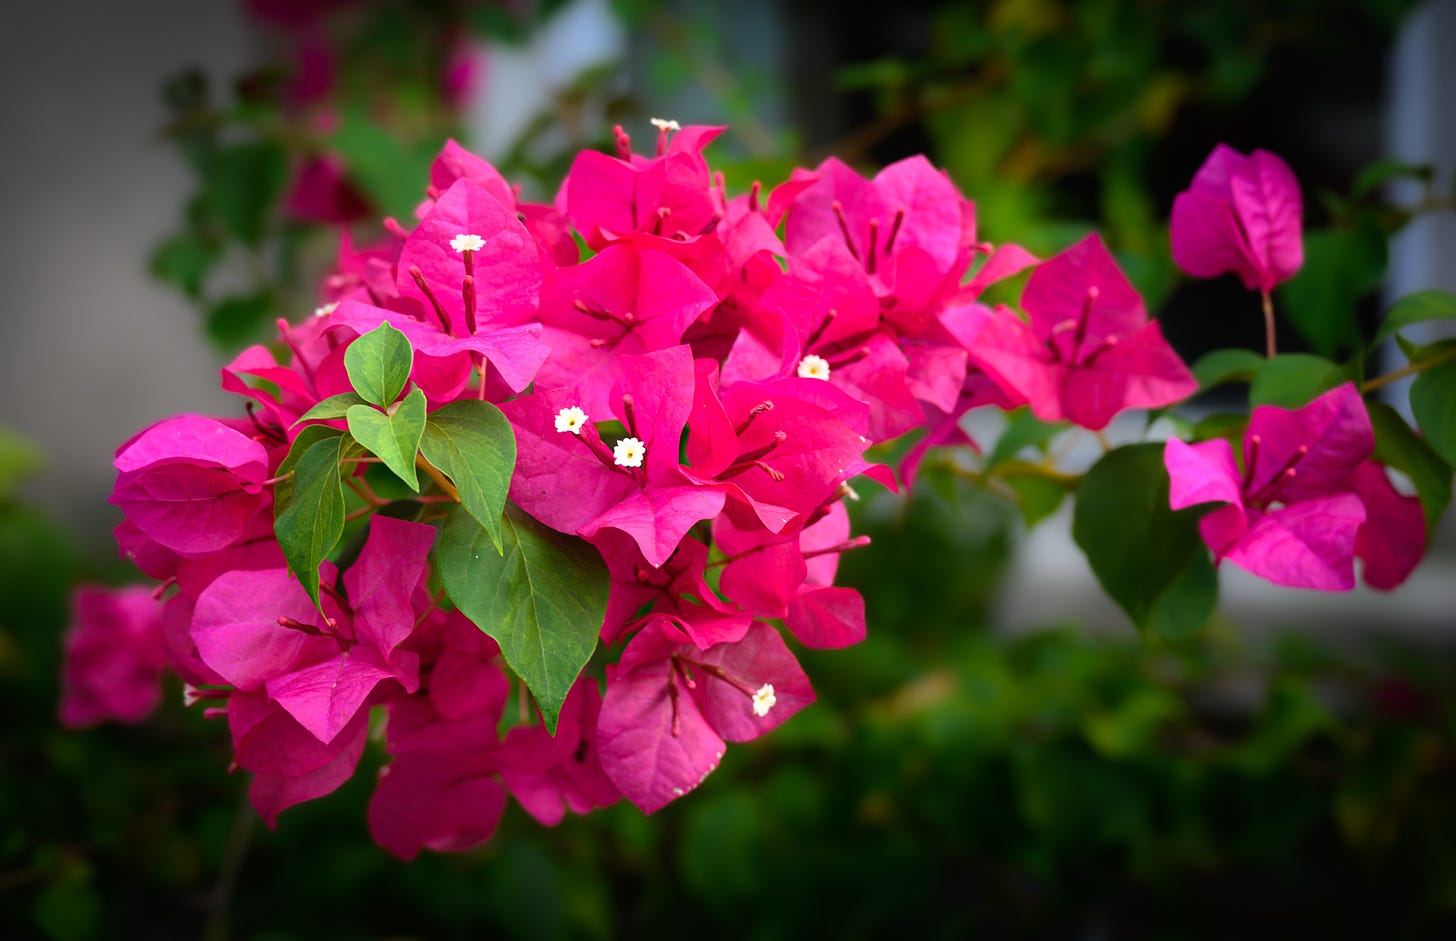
[274, 324, 605, 725]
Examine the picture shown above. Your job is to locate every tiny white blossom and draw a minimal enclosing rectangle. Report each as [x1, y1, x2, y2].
[650, 117, 681, 132]
[312, 301, 338, 318]
[554, 406, 588, 435]
[182, 683, 204, 708]
[797, 354, 831, 381]
[613, 436, 646, 468]
[450, 232, 486, 253]
[751, 683, 777, 717]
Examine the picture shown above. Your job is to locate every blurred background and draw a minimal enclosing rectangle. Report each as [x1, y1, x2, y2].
[2, 0, 1455, 938]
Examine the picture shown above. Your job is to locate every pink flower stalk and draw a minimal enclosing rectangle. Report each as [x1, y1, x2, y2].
[1170, 144, 1303, 357]
[971, 234, 1196, 430]
[59, 586, 167, 728]
[1165, 383, 1375, 590]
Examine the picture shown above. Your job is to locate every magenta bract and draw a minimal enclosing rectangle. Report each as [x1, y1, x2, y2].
[972, 234, 1196, 430]
[1165, 384, 1377, 590]
[1170, 144, 1303, 291]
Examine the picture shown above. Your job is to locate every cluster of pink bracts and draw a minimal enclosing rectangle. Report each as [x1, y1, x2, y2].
[63, 128, 1425, 858]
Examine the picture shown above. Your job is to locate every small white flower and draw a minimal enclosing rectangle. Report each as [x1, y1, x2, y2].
[751, 683, 777, 717]
[650, 117, 681, 132]
[450, 232, 485, 253]
[182, 683, 204, 708]
[613, 436, 646, 468]
[312, 301, 338, 318]
[554, 406, 588, 435]
[797, 354, 831, 381]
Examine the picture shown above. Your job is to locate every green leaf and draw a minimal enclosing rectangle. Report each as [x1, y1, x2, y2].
[149, 232, 215, 299]
[1006, 474, 1067, 527]
[330, 110, 439, 221]
[296, 393, 370, 424]
[0, 427, 43, 502]
[275, 434, 345, 609]
[437, 504, 609, 732]
[1249, 353, 1347, 408]
[1278, 226, 1385, 357]
[1369, 403, 1452, 533]
[1146, 550, 1217, 641]
[419, 399, 517, 552]
[1071, 443, 1216, 638]
[344, 322, 413, 407]
[346, 388, 426, 491]
[987, 409, 1065, 469]
[272, 425, 342, 513]
[205, 292, 273, 350]
[1191, 347, 1264, 392]
[1352, 158, 1432, 198]
[1188, 412, 1248, 444]
[1373, 289, 1456, 347]
[202, 141, 287, 246]
[1410, 360, 1456, 469]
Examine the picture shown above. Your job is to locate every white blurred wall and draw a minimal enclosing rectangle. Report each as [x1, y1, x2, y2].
[0, 2, 251, 548]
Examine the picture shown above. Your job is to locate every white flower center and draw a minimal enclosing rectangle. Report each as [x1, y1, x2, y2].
[312, 301, 338, 318]
[554, 406, 588, 435]
[650, 117, 681, 132]
[797, 354, 831, 380]
[450, 233, 485, 253]
[613, 437, 646, 468]
[752, 683, 777, 717]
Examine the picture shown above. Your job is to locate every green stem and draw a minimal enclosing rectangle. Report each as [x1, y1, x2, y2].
[1261, 288, 1277, 359]
[1362, 345, 1456, 393]
[416, 455, 460, 502]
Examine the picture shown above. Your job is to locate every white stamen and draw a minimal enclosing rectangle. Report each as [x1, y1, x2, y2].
[450, 233, 485, 253]
[555, 406, 588, 435]
[752, 683, 777, 717]
[614, 437, 646, 468]
[651, 117, 681, 132]
[312, 301, 338, 318]
[797, 354, 831, 381]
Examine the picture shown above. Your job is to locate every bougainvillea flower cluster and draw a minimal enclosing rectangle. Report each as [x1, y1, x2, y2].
[78, 130, 1435, 858]
[1164, 384, 1424, 591]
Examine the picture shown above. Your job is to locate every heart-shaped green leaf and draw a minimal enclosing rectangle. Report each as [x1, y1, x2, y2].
[1410, 361, 1456, 472]
[344, 322, 413, 407]
[1373, 289, 1456, 347]
[346, 388, 426, 491]
[1191, 347, 1264, 393]
[1072, 443, 1217, 639]
[419, 399, 516, 553]
[295, 392, 369, 424]
[437, 504, 609, 733]
[274, 434, 345, 610]
[1249, 354, 1347, 408]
